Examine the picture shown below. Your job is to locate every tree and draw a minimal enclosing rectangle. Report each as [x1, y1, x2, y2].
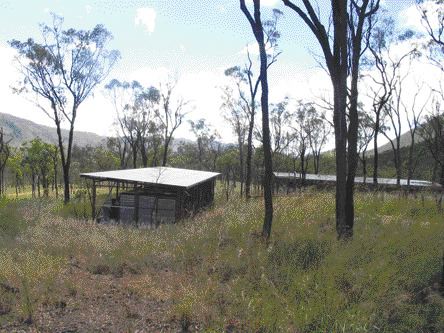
[47, 144, 59, 198]
[7, 148, 24, 198]
[283, 0, 380, 239]
[357, 108, 374, 182]
[291, 101, 311, 180]
[240, 0, 282, 239]
[305, 104, 330, 174]
[366, 16, 416, 184]
[0, 128, 11, 196]
[417, 0, 444, 72]
[270, 98, 293, 155]
[23, 139, 54, 197]
[225, 62, 260, 199]
[107, 135, 129, 170]
[381, 72, 409, 185]
[189, 119, 220, 171]
[133, 86, 162, 167]
[404, 84, 429, 186]
[105, 80, 161, 168]
[10, 14, 119, 203]
[221, 86, 248, 195]
[225, 20, 280, 199]
[157, 79, 190, 167]
[419, 99, 444, 185]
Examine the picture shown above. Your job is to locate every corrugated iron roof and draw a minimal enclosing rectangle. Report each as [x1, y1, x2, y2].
[273, 172, 435, 188]
[80, 167, 220, 188]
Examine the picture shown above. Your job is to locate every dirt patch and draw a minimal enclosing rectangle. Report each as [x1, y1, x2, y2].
[0, 264, 201, 332]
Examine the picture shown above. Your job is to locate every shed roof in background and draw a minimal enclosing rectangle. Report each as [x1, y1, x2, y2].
[80, 167, 220, 188]
[273, 172, 435, 188]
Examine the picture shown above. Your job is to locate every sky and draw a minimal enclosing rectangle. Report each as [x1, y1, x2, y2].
[0, 0, 440, 144]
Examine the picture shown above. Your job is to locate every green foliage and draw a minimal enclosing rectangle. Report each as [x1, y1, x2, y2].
[0, 198, 27, 242]
[54, 188, 92, 219]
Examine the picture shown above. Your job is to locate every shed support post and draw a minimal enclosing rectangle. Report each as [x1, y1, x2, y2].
[92, 180, 97, 220]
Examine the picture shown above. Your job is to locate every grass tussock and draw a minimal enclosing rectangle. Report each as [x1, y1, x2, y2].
[0, 189, 443, 331]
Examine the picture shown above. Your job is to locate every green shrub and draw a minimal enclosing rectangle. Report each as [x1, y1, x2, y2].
[0, 199, 27, 242]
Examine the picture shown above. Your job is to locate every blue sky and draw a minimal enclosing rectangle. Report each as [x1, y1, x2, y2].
[0, 0, 427, 142]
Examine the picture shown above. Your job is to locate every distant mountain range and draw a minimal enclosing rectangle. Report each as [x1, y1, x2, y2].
[0, 113, 106, 147]
[0, 112, 194, 149]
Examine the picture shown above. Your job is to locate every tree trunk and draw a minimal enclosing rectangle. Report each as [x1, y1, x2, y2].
[53, 110, 70, 204]
[37, 175, 41, 198]
[440, 162, 444, 186]
[373, 113, 380, 184]
[132, 144, 138, 168]
[362, 153, 367, 183]
[333, 78, 349, 239]
[54, 162, 58, 199]
[239, 139, 244, 197]
[300, 149, 305, 182]
[162, 136, 172, 167]
[31, 172, 36, 198]
[245, 110, 255, 199]
[241, 0, 274, 239]
[407, 138, 414, 186]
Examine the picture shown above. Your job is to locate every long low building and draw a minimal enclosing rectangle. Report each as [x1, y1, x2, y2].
[273, 172, 441, 190]
[80, 167, 220, 227]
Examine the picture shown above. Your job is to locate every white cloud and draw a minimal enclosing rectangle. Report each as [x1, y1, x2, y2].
[135, 7, 157, 34]
[0, 44, 65, 132]
[400, 1, 442, 34]
[85, 5, 92, 15]
[216, 4, 226, 13]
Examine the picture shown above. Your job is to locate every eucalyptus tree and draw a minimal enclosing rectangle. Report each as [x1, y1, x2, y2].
[221, 86, 248, 195]
[306, 105, 331, 175]
[291, 101, 311, 180]
[107, 135, 129, 170]
[23, 139, 54, 197]
[282, 0, 380, 238]
[133, 86, 162, 167]
[105, 80, 161, 168]
[381, 73, 409, 185]
[240, 0, 282, 239]
[157, 79, 190, 166]
[189, 119, 221, 171]
[419, 99, 444, 185]
[224, 35, 280, 199]
[0, 128, 11, 196]
[366, 16, 416, 184]
[357, 109, 374, 182]
[7, 148, 24, 198]
[270, 98, 293, 155]
[417, 0, 444, 72]
[404, 84, 429, 186]
[224, 63, 259, 199]
[10, 14, 119, 203]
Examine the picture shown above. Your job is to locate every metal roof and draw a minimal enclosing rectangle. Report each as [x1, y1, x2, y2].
[273, 172, 436, 188]
[80, 167, 220, 188]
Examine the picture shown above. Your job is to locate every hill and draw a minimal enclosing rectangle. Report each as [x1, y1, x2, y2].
[367, 127, 426, 156]
[0, 113, 194, 149]
[0, 113, 106, 147]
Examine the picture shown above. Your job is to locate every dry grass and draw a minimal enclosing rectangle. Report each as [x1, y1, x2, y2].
[0, 189, 443, 332]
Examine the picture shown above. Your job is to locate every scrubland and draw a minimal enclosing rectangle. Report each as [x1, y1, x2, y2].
[0, 188, 443, 332]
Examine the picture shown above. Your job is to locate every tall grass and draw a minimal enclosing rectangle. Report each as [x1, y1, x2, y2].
[0, 189, 443, 331]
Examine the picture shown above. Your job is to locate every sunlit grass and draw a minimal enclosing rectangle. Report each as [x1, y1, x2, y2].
[0, 188, 443, 331]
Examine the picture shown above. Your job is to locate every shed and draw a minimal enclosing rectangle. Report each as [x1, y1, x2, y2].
[80, 167, 220, 226]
